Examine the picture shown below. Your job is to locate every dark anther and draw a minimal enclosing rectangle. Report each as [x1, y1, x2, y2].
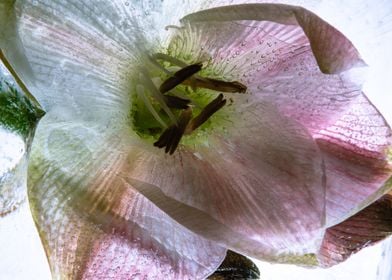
[159, 63, 203, 93]
[183, 77, 247, 93]
[164, 126, 178, 154]
[164, 95, 191, 109]
[187, 93, 226, 132]
[168, 108, 192, 154]
[154, 126, 176, 149]
[154, 108, 192, 154]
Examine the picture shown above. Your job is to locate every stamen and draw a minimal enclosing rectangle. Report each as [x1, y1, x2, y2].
[159, 63, 203, 93]
[147, 55, 172, 75]
[183, 77, 247, 93]
[168, 108, 192, 154]
[152, 53, 247, 93]
[187, 93, 226, 133]
[139, 70, 178, 125]
[152, 53, 188, 67]
[164, 95, 191, 109]
[154, 108, 192, 155]
[138, 52, 246, 154]
[164, 25, 183, 31]
[136, 85, 167, 128]
[154, 125, 176, 148]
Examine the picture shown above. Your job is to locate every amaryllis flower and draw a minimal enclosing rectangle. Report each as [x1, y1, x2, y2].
[1, 0, 392, 279]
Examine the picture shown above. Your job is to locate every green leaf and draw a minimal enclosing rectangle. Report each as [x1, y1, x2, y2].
[0, 75, 44, 139]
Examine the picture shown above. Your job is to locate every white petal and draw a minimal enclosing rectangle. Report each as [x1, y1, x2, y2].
[7, 0, 165, 125]
[28, 115, 226, 279]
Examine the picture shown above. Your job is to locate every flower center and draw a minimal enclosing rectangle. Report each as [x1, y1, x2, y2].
[130, 52, 246, 154]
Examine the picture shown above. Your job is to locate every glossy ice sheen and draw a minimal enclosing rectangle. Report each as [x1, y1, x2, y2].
[0, 128, 26, 215]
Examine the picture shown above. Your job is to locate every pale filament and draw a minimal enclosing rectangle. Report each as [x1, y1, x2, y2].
[136, 84, 167, 129]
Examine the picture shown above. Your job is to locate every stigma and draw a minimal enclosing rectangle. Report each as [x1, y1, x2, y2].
[133, 53, 247, 154]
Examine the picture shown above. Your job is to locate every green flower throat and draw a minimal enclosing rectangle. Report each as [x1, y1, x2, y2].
[131, 52, 247, 154]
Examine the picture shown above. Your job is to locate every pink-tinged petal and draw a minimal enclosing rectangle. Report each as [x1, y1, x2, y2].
[318, 192, 392, 267]
[314, 93, 392, 226]
[170, 8, 363, 135]
[181, 3, 365, 74]
[250, 46, 362, 135]
[28, 117, 226, 279]
[170, 7, 392, 248]
[124, 101, 325, 261]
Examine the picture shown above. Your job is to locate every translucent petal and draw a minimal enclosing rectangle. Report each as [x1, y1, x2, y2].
[0, 0, 37, 92]
[311, 0, 392, 128]
[181, 3, 365, 74]
[161, 0, 320, 30]
[188, 0, 392, 94]
[318, 192, 392, 267]
[123, 101, 326, 262]
[0, 59, 43, 216]
[170, 7, 363, 135]
[0, 128, 26, 216]
[171, 2, 391, 230]
[28, 115, 226, 279]
[5, 0, 164, 125]
[315, 94, 392, 226]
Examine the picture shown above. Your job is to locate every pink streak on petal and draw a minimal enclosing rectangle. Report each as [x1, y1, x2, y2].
[250, 47, 362, 134]
[318, 194, 392, 267]
[314, 93, 392, 225]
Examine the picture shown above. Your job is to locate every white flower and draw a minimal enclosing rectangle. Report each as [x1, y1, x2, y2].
[1, 0, 392, 279]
